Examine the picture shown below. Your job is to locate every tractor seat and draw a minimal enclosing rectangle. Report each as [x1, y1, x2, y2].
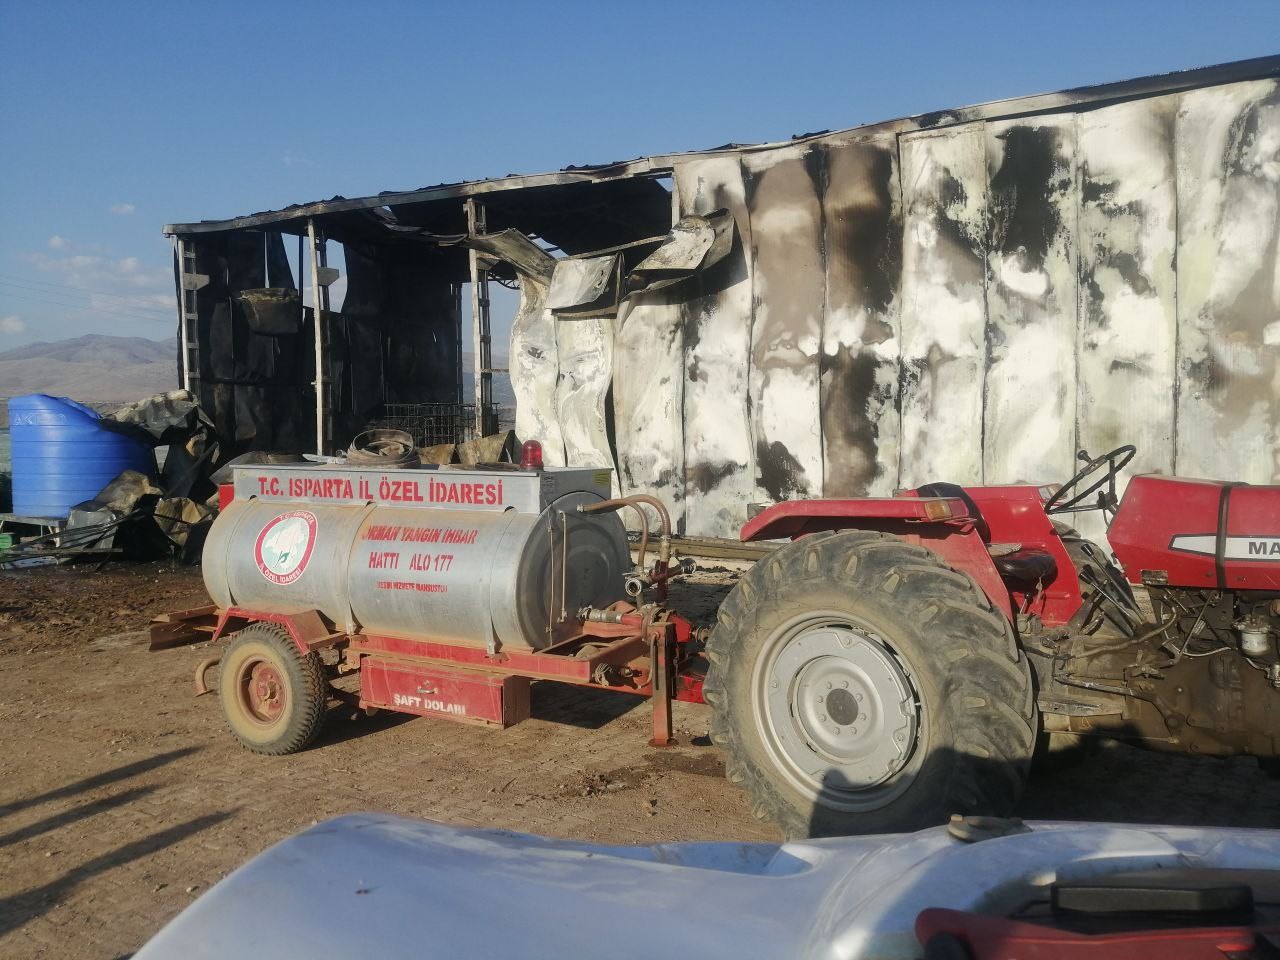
[990, 547, 1057, 585]
[917, 483, 1056, 585]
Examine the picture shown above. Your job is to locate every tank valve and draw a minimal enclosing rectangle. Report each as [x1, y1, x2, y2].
[581, 607, 625, 624]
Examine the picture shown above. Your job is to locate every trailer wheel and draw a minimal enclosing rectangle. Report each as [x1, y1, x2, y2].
[704, 530, 1036, 838]
[219, 622, 328, 755]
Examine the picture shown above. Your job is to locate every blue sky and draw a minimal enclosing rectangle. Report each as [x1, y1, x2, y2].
[0, 0, 1275, 351]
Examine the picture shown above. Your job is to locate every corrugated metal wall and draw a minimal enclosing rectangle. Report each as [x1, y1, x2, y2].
[526, 76, 1280, 537]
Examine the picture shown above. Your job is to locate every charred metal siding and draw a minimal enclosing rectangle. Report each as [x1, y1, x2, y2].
[818, 136, 902, 500]
[1174, 80, 1280, 486]
[675, 157, 756, 536]
[536, 72, 1279, 537]
[168, 60, 1278, 534]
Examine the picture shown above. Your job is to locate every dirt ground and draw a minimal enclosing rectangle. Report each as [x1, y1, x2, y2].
[0, 562, 1278, 959]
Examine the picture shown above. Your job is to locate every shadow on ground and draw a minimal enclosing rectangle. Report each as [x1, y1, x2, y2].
[0, 746, 231, 937]
[0, 747, 198, 819]
[1018, 740, 1280, 828]
[0, 812, 234, 936]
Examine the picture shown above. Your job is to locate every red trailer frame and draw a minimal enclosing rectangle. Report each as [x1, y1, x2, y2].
[152, 601, 704, 748]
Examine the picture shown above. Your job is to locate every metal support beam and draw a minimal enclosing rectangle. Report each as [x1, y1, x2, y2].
[465, 198, 494, 438]
[452, 282, 464, 405]
[175, 237, 190, 391]
[175, 237, 207, 395]
[306, 218, 331, 455]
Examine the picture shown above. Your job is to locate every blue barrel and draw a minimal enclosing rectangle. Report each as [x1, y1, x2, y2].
[8, 394, 155, 519]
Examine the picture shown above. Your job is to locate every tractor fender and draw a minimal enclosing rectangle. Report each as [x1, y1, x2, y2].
[741, 500, 1014, 622]
[902, 526, 1015, 622]
[211, 607, 344, 654]
[742, 497, 972, 542]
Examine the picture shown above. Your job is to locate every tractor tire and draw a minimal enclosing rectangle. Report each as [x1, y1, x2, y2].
[1060, 534, 1143, 635]
[218, 622, 328, 756]
[704, 530, 1036, 838]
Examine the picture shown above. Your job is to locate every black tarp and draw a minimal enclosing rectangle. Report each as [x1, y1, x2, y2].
[333, 240, 461, 442]
[181, 229, 463, 455]
[184, 230, 312, 454]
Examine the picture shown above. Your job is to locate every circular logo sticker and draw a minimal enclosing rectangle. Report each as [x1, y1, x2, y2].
[254, 511, 318, 585]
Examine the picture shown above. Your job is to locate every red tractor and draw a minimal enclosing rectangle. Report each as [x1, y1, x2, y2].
[705, 446, 1280, 837]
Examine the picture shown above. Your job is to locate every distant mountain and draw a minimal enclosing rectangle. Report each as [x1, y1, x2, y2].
[0, 335, 516, 420]
[0, 334, 174, 367]
[0, 335, 177, 415]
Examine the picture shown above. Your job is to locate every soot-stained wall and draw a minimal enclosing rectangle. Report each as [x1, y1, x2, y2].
[524, 75, 1279, 538]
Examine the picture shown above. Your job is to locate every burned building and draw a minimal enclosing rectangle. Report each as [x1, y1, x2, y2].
[166, 56, 1279, 537]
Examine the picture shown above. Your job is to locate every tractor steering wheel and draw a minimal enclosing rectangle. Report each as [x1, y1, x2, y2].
[1044, 444, 1136, 516]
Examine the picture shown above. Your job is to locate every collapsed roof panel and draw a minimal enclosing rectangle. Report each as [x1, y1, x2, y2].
[388, 177, 673, 255]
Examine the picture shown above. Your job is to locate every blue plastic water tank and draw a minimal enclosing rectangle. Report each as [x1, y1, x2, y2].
[8, 394, 155, 519]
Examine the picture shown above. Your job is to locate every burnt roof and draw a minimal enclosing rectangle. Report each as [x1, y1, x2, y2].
[165, 54, 1280, 244]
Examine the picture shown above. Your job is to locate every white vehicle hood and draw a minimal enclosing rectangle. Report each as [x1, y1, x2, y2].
[136, 814, 1280, 960]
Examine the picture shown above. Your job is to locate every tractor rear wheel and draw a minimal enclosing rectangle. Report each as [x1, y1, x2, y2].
[704, 530, 1036, 838]
[219, 622, 328, 755]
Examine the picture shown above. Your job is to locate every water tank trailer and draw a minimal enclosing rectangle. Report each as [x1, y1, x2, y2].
[157, 440, 1280, 838]
[153, 444, 701, 755]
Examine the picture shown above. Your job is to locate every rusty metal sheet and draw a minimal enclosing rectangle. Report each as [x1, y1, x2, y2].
[1175, 78, 1280, 483]
[612, 291, 685, 530]
[675, 157, 756, 537]
[898, 126, 989, 489]
[1076, 97, 1179, 508]
[983, 116, 1079, 485]
[818, 136, 903, 497]
[742, 145, 825, 503]
[555, 316, 617, 489]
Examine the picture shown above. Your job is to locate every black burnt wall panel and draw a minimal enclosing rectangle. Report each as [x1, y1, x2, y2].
[328, 241, 462, 446]
[186, 230, 312, 454]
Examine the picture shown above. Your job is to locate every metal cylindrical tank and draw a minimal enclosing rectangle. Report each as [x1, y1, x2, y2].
[202, 497, 374, 631]
[8, 394, 154, 518]
[202, 467, 629, 650]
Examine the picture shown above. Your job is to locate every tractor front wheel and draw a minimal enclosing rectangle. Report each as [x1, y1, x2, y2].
[218, 623, 328, 755]
[704, 530, 1036, 838]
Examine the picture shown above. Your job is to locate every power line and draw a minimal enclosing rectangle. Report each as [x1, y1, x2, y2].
[0, 279, 172, 317]
[0, 275, 174, 316]
[0, 289, 173, 324]
[0, 270, 168, 298]
[0, 288, 172, 323]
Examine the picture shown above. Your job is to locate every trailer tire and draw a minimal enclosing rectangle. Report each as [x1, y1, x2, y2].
[219, 623, 328, 755]
[705, 530, 1036, 838]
